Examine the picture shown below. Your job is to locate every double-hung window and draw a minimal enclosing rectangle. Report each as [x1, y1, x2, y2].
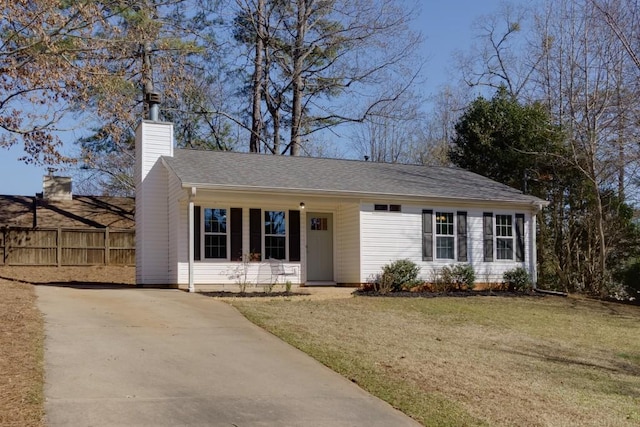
[204, 208, 227, 259]
[265, 210, 286, 260]
[496, 214, 514, 260]
[435, 212, 454, 260]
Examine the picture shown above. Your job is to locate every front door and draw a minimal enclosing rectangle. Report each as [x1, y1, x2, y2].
[306, 212, 334, 281]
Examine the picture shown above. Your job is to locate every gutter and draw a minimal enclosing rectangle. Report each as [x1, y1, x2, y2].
[178, 182, 547, 209]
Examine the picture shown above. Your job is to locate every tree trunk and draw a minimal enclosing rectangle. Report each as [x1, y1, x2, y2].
[289, 0, 308, 156]
[250, 0, 265, 153]
[141, 41, 154, 118]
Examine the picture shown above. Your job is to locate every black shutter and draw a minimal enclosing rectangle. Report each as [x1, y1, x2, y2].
[515, 213, 525, 262]
[289, 210, 301, 262]
[194, 206, 201, 261]
[230, 208, 243, 261]
[483, 212, 493, 262]
[422, 210, 433, 261]
[457, 211, 468, 262]
[249, 208, 262, 261]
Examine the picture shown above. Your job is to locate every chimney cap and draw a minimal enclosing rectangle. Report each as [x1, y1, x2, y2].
[145, 92, 161, 104]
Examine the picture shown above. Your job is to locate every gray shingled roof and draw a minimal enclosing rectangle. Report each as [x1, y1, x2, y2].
[162, 149, 545, 204]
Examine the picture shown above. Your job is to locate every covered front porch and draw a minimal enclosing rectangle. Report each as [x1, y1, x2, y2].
[171, 187, 362, 291]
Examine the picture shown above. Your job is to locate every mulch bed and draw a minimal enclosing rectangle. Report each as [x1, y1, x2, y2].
[201, 291, 310, 298]
[354, 289, 546, 298]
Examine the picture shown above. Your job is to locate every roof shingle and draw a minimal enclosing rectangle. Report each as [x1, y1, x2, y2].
[162, 149, 545, 205]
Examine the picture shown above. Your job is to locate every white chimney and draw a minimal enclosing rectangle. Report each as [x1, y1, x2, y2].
[42, 176, 72, 201]
[135, 120, 173, 286]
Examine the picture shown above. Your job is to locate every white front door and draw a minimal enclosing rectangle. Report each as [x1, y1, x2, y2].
[306, 212, 334, 281]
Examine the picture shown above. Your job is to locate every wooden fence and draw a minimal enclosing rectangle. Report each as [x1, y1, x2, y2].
[0, 227, 135, 266]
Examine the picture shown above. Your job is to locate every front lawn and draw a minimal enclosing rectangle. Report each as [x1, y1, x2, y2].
[230, 295, 640, 426]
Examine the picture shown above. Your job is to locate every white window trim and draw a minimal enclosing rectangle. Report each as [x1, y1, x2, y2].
[201, 207, 230, 261]
[264, 209, 288, 261]
[495, 214, 515, 261]
[434, 211, 456, 261]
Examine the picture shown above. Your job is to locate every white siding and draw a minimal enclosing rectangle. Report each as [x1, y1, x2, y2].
[135, 121, 174, 285]
[176, 195, 304, 286]
[359, 203, 533, 284]
[335, 203, 360, 283]
[169, 192, 361, 288]
[360, 204, 423, 282]
[167, 171, 183, 284]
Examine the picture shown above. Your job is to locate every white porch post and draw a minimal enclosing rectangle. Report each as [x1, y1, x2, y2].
[188, 187, 196, 292]
[530, 203, 541, 289]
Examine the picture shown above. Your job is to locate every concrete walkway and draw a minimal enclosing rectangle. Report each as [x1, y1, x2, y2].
[36, 286, 419, 426]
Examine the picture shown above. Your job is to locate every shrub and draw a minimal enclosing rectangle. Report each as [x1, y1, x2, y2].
[503, 267, 532, 292]
[452, 264, 476, 290]
[614, 259, 640, 300]
[432, 266, 454, 292]
[430, 264, 476, 292]
[365, 271, 395, 294]
[381, 259, 421, 292]
[440, 264, 476, 291]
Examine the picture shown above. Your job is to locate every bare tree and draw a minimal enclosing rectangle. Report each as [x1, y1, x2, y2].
[453, 0, 640, 294]
[0, 1, 120, 164]
[456, 3, 542, 99]
[234, 0, 424, 155]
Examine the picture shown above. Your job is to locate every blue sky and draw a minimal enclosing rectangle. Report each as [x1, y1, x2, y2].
[0, 1, 529, 196]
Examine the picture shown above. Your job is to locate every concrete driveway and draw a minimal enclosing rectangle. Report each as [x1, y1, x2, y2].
[36, 286, 419, 426]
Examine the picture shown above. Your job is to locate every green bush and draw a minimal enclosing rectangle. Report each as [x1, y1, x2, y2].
[503, 267, 532, 292]
[431, 264, 476, 291]
[452, 264, 476, 290]
[615, 259, 640, 300]
[381, 259, 421, 292]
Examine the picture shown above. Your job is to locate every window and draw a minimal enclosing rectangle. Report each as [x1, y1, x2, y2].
[496, 214, 514, 260]
[265, 211, 286, 260]
[435, 212, 454, 259]
[310, 217, 328, 231]
[204, 208, 227, 259]
[389, 204, 402, 212]
[374, 204, 388, 211]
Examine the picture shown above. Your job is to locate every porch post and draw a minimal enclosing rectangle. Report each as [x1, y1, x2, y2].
[188, 187, 196, 292]
[530, 204, 541, 289]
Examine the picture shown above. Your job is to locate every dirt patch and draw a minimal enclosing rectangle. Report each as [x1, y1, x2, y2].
[0, 266, 135, 287]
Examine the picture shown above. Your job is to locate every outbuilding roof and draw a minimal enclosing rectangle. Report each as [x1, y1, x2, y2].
[0, 195, 135, 229]
[162, 149, 545, 205]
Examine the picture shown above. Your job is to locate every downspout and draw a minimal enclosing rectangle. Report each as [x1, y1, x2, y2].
[188, 187, 196, 292]
[530, 202, 543, 290]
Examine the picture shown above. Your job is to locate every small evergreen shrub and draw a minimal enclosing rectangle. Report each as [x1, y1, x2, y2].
[380, 259, 421, 292]
[451, 264, 476, 290]
[432, 266, 455, 292]
[503, 267, 532, 292]
[431, 264, 476, 291]
[615, 259, 640, 300]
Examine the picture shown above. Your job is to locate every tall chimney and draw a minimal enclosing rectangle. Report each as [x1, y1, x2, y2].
[135, 120, 173, 286]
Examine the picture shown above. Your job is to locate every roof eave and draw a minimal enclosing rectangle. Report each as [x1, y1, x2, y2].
[180, 182, 548, 209]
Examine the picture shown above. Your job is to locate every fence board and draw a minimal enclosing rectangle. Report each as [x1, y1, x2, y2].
[0, 227, 134, 266]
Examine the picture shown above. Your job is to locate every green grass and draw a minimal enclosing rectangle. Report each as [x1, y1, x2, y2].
[230, 295, 640, 427]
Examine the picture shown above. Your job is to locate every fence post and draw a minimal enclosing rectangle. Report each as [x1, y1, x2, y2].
[57, 228, 62, 267]
[105, 228, 110, 266]
[2, 228, 6, 265]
